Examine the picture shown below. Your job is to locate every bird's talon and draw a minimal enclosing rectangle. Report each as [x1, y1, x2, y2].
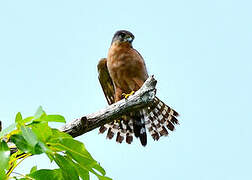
[114, 119, 121, 123]
[122, 91, 135, 99]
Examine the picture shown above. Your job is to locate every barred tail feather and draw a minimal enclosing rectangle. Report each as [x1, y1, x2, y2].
[99, 97, 179, 145]
[146, 97, 179, 141]
[115, 119, 128, 143]
[132, 109, 147, 146]
[116, 132, 124, 143]
[99, 125, 107, 134]
[126, 119, 134, 144]
[126, 133, 133, 144]
[99, 118, 134, 144]
[106, 123, 117, 139]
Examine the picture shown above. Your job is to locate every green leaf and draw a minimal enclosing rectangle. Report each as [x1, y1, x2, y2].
[46, 152, 54, 162]
[30, 165, 37, 174]
[21, 126, 38, 147]
[93, 163, 106, 176]
[29, 169, 64, 180]
[0, 141, 9, 180]
[43, 115, 66, 123]
[19, 126, 49, 154]
[97, 176, 113, 180]
[34, 106, 46, 120]
[48, 133, 109, 178]
[0, 169, 7, 180]
[32, 122, 52, 143]
[22, 116, 34, 124]
[15, 112, 22, 123]
[53, 154, 79, 180]
[60, 139, 106, 177]
[34, 142, 48, 154]
[10, 134, 30, 152]
[69, 156, 90, 180]
[49, 137, 94, 163]
[16, 112, 23, 129]
[1, 109, 110, 180]
[50, 129, 72, 139]
[0, 123, 16, 138]
[0, 140, 10, 170]
[77, 170, 89, 180]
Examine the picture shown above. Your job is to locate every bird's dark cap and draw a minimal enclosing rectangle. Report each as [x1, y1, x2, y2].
[111, 30, 135, 45]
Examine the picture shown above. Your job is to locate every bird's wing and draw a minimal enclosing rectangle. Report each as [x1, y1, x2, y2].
[97, 58, 115, 105]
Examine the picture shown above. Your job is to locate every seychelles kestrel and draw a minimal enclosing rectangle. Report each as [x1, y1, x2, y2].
[97, 30, 179, 146]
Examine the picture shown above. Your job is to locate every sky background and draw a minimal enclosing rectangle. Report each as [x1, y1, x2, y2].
[0, 0, 251, 179]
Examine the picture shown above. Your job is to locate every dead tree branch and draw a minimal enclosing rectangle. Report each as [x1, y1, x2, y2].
[5, 75, 157, 154]
[59, 75, 157, 137]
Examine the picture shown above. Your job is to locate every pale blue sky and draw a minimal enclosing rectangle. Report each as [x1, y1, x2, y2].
[0, 0, 251, 179]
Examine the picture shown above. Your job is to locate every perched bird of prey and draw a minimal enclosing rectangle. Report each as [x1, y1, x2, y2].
[98, 30, 179, 146]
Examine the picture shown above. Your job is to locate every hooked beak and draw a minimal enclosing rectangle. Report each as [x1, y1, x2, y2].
[125, 34, 133, 42]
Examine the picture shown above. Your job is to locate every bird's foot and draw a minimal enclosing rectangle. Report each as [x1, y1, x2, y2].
[122, 91, 135, 99]
[114, 119, 121, 124]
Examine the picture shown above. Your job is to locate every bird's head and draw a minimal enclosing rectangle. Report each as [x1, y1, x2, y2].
[111, 30, 135, 46]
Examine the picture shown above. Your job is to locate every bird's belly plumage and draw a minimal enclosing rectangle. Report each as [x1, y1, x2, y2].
[107, 44, 147, 93]
[108, 60, 138, 92]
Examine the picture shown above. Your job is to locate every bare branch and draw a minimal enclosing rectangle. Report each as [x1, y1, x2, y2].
[59, 75, 157, 137]
[6, 75, 157, 154]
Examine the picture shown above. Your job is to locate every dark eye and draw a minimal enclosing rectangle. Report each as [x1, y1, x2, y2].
[120, 33, 125, 37]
